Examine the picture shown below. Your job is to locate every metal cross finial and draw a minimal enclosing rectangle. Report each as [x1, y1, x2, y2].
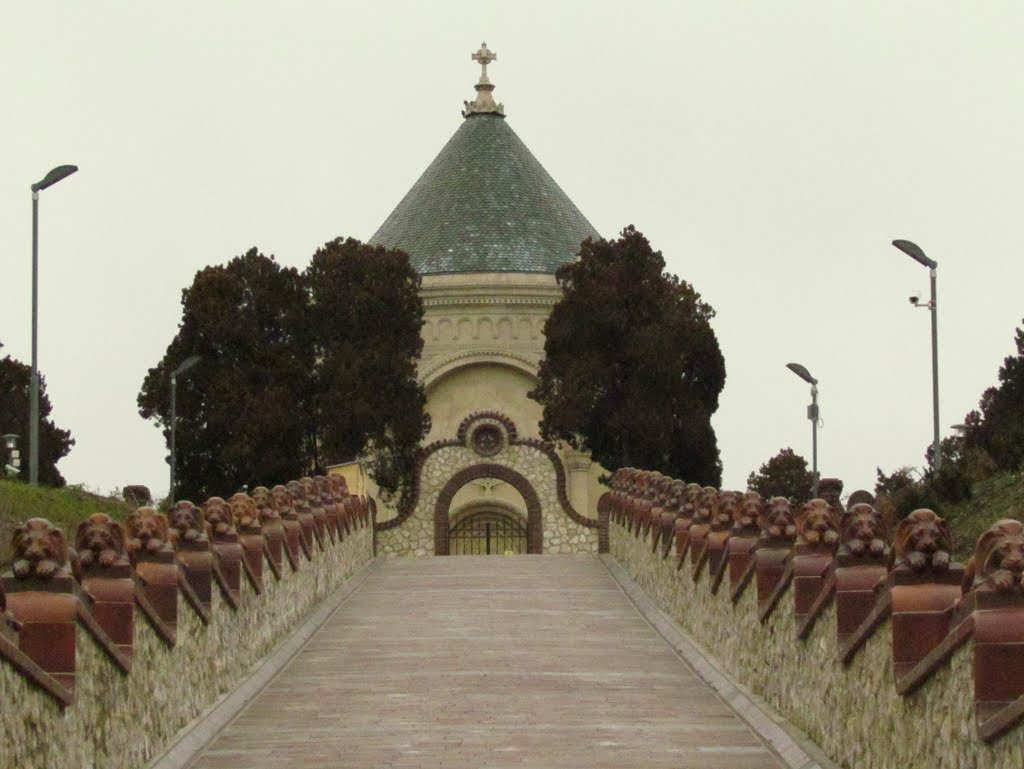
[472, 42, 497, 83]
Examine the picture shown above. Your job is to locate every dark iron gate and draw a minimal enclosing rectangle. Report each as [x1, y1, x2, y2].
[448, 511, 528, 555]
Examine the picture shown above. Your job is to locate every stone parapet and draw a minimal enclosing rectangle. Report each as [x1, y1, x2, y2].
[609, 510, 1024, 767]
[1, 498, 374, 769]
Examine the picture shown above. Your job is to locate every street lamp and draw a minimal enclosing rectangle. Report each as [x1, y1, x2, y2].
[30, 164, 78, 485]
[2, 433, 20, 478]
[169, 355, 201, 504]
[892, 238, 940, 472]
[786, 362, 820, 498]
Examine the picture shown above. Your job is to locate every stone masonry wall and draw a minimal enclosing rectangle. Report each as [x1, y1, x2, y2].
[611, 522, 1024, 769]
[377, 443, 598, 556]
[0, 524, 373, 769]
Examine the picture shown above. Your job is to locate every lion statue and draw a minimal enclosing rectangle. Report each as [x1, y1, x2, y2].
[75, 513, 128, 569]
[271, 485, 296, 519]
[11, 518, 70, 579]
[732, 492, 762, 536]
[838, 503, 888, 560]
[201, 496, 236, 538]
[228, 492, 261, 533]
[168, 500, 208, 543]
[963, 519, 1024, 594]
[126, 507, 173, 556]
[758, 496, 796, 544]
[795, 499, 840, 548]
[893, 509, 952, 573]
[251, 486, 280, 525]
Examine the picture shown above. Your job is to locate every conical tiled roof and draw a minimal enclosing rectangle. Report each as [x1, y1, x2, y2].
[369, 113, 599, 275]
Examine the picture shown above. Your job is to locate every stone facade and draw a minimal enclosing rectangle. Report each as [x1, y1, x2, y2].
[0, 525, 373, 769]
[610, 522, 1024, 769]
[377, 441, 599, 557]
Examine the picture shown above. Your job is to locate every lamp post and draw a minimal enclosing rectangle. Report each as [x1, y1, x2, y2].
[892, 239, 940, 472]
[786, 362, 820, 498]
[2, 433, 20, 478]
[30, 164, 78, 485]
[169, 355, 201, 504]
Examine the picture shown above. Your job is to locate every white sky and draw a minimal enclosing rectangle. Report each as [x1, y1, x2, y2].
[2, 1, 1022, 500]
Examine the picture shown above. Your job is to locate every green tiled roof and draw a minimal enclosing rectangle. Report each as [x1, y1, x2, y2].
[370, 114, 599, 275]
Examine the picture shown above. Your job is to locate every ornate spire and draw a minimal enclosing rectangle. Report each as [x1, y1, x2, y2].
[462, 42, 505, 118]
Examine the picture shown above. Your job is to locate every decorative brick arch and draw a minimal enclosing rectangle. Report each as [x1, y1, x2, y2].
[434, 464, 543, 555]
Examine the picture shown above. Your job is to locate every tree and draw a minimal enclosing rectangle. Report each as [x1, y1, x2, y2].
[963, 320, 1024, 472]
[0, 343, 74, 486]
[746, 448, 813, 501]
[304, 237, 429, 502]
[138, 249, 314, 501]
[530, 226, 726, 485]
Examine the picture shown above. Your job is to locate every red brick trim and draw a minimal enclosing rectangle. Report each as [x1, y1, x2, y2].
[434, 464, 543, 555]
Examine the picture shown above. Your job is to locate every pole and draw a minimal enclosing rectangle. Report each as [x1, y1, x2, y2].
[930, 267, 941, 472]
[810, 384, 819, 498]
[30, 191, 40, 485]
[169, 373, 177, 504]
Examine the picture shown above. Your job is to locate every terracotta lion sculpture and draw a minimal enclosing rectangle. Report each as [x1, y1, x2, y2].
[11, 518, 70, 579]
[731, 492, 762, 536]
[795, 499, 840, 548]
[271, 485, 296, 518]
[168, 500, 208, 543]
[963, 519, 1024, 594]
[838, 503, 888, 560]
[126, 507, 173, 556]
[201, 496, 236, 537]
[75, 513, 128, 569]
[893, 509, 952, 573]
[228, 492, 261, 533]
[758, 496, 796, 544]
[250, 486, 280, 524]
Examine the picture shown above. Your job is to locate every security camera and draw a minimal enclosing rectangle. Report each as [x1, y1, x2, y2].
[908, 293, 921, 306]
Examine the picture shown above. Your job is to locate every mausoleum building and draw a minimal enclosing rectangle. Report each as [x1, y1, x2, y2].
[362, 45, 607, 556]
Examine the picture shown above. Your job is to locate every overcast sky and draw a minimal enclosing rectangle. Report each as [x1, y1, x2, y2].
[2, 1, 1022, 500]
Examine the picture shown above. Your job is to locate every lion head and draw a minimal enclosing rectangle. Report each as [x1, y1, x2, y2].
[201, 496, 235, 537]
[11, 518, 69, 580]
[75, 513, 128, 569]
[894, 509, 952, 573]
[251, 486, 280, 525]
[314, 476, 334, 506]
[286, 480, 310, 513]
[733, 492, 762, 536]
[228, 492, 260, 533]
[168, 500, 207, 543]
[796, 499, 840, 549]
[839, 503, 888, 560]
[714, 491, 740, 532]
[758, 496, 796, 544]
[271, 484, 296, 518]
[126, 507, 172, 556]
[964, 519, 1024, 594]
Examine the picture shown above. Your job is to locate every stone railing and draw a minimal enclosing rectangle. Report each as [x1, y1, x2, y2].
[603, 469, 1024, 769]
[0, 474, 375, 769]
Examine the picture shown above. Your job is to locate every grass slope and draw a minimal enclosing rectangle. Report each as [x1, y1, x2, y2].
[942, 471, 1024, 561]
[0, 480, 132, 570]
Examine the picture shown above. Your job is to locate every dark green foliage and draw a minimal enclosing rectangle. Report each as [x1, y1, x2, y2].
[529, 226, 726, 485]
[963, 321, 1024, 472]
[0, 346, 74, 487]
[746, 448, 814, 502]
[304, 238, 428, 502]
[138, 241, 428, 504]
[138, 249, 315, 501]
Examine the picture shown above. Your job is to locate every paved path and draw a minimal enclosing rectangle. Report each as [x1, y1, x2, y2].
[191, 555, 785, 768]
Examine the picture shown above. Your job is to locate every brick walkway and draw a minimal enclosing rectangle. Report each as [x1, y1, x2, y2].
[190, 555, 784, 768]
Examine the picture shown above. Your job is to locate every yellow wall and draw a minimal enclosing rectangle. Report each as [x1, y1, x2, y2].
[424, 362, 543, 444]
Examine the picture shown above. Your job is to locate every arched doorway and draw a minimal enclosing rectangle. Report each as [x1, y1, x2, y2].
[434, 463, 543, 555]
[448, 509, 528, 555]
